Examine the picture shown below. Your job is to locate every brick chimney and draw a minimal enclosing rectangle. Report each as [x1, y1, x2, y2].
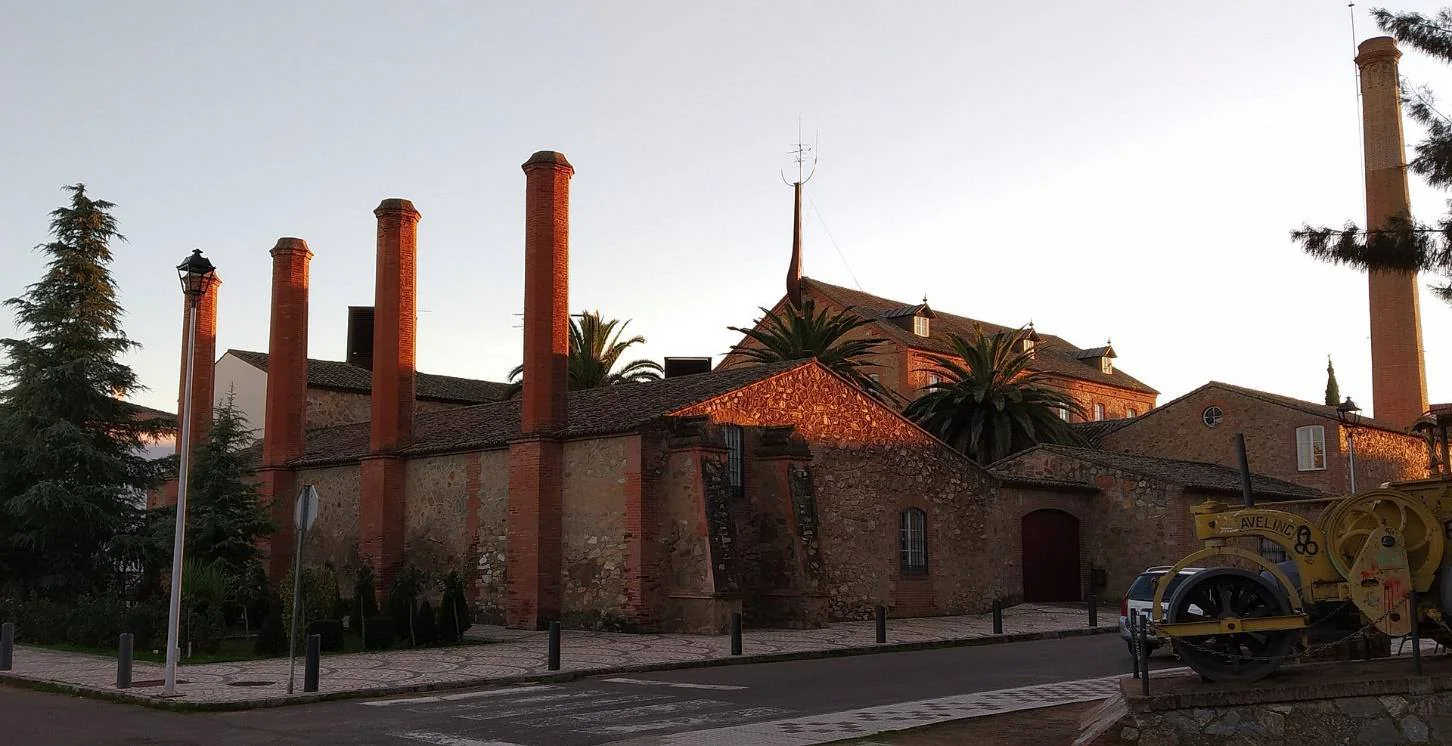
[370, 199, 420, 452]
[260, 237, 312, 579]
[175, 272, 220, 454]
[1358, 36, 1429, 427]
[507, 150, 573, 629]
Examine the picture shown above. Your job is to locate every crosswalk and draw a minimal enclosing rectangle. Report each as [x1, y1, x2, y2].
[375, 681, 789, 746]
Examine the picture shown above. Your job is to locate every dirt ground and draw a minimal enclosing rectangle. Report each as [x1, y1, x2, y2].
[843, 701, 1097, 745]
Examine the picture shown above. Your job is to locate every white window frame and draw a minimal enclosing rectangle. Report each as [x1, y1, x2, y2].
[1296, 425, 1327, 471]
[1126, 408, 1137, 418]
[1100, 358, 1113, 374]
[1058, 406, 1070, 421]
[1093, 403, 1105, 421]
[925, 373, 940, 387]
[913, 316, 930, 337]
[900, 508, 928, 574]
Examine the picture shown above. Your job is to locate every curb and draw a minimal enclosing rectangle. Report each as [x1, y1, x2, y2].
[0, 625, 1117, 713]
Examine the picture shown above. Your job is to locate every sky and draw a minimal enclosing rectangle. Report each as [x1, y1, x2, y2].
[2, 1, 1450, 420]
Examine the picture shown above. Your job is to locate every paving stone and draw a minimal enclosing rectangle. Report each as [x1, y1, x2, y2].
[1401, 715, 1430, 743]
[1358, 717, 1408, 745]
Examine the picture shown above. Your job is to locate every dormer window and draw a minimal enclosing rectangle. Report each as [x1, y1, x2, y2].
[1073, 344, 1117, 376]
[913, 315, 930, 337]
[1014, 325, 1040, 359]
[1101, 357, 1113, 375]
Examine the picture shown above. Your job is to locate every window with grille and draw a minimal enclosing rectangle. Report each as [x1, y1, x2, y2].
[724, 424, 745, 494]
[1296, 425, 1327, 471]
[900, 508, 928, 574]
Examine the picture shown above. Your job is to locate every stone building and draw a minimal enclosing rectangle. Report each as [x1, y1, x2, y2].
[1079, 381, 1428, 494]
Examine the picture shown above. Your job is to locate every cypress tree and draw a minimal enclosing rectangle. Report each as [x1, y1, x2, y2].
[1325, 356, 1341, 407]
[0, 185, 167, 598]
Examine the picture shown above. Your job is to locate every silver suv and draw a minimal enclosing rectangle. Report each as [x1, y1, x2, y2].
[1119, 566, 1204, 655]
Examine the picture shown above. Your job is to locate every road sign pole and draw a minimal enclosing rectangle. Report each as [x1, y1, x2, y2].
[286, 487, 313, 695]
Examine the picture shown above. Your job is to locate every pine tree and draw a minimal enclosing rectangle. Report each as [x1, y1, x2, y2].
[182, 390, 274, 575]
[1325, 356, 1341, 407]
[0, 185, 167, 598]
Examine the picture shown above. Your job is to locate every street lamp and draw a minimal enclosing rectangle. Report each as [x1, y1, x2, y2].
[1337, 396, 1363, 495]
[164, 249, 215, 697]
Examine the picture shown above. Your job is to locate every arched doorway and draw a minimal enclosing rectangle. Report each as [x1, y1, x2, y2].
[1021, 509, 1081, 602]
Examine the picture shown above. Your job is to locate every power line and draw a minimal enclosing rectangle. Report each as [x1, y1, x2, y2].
[803, 187, 864, 291]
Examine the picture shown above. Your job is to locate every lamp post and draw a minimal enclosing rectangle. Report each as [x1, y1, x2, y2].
[1337, 396, 1363, 495]
[163, 249, 216, 697]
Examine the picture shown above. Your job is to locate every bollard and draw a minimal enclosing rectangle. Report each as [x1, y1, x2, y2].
[1412, 590, 1423, 676]
[1087, 594, 1098, 628]
[547, 621, 561, 671]
[1130, 614, 1141, 679]
[875, 606, 886, 644]
[117, 633, 133, 689]
[0, 622, 12, 671]
[991, 600, 1003, 635]
[304, 634, 320, 693]
[1138, 612, 1151, 696]
[730, 612, 743, 656]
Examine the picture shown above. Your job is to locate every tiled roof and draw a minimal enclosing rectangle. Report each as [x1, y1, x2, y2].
[1004, 444, 1326, 501]
[1071, 418, 1134, 445]
[995, 474, 1099, 492]
[226, 349, 510, 404]
[121, 400, 176, 425]
[1201, 381, 1407, 434]
[801, 278, 1157, 395]
[879, 304, 930, 319]
[1073, 346, 1115, 360]
[291, 360, 812, 466]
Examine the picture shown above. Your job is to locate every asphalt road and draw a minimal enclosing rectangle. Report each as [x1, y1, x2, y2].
[0, 633, 1174, 746]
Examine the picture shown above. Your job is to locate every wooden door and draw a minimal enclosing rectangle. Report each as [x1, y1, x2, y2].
[1021, 509, 1081, 602]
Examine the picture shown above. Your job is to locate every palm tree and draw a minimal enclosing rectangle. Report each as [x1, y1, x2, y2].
[726, 298, 892, 401]
[505, 311, 663, 397]
[904, 326, 1086, 464]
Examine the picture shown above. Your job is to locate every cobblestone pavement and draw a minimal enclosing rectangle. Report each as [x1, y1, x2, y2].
[0, 603, 1103, 707]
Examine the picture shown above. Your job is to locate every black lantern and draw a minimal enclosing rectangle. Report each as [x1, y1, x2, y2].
[176, 249, 216, 298]
[1336, 397, 1362, 427]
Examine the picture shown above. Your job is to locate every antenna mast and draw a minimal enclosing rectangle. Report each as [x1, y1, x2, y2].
[783, 118, 818, 307]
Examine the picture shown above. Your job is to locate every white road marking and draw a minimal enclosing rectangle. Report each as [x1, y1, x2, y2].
[530, 699, 724, 728]
[363, 685, 553, 707]
[455, 693, 674, 721]
[393, 730, 525, 746]
[577, 707, 788, 736]
[601, 677, 747, 691]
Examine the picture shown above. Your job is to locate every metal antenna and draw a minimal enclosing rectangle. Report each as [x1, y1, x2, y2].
[781, 116, 819, 186]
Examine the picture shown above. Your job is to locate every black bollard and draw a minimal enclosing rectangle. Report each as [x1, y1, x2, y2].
[117, 633, 133, 689]
[1130, 614, 1141, 679]
[1138, 612, 1151, 696]
[1412, 590, 1423, 676]
[303, 634, 321, 693]
[0, 622, 12, 671]
[547, 621, 561, 671]
[875, 606, 886, 644]
[1087, 594, 1098, 628]
[730, 612, 743, 656]
[992, 600, 1003, 635]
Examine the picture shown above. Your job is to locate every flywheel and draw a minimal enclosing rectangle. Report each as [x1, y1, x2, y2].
[1321, 490, 1443, 587]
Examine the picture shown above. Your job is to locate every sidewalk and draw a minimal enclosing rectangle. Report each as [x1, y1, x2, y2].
[0, 602, 1112, 711]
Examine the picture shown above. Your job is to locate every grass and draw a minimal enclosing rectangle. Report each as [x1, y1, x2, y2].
[32, 631, 491, 665]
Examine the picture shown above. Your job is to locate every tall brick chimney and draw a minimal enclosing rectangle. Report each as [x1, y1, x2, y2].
[175, 272, 220, 454]
[507, 150, 574, 629]
[787, 181, 803, 307]
[369, 199, 420, 452]
[360, 199, 420, 586]
[1358, 36, 1429, 427]
[260, 237, 312, 579]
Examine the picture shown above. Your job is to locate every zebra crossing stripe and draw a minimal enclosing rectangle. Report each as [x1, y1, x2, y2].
[601, 677, 747, 691]
[362, 685, 553, 707]
[578, 707, 788, 736]
[393, 731, 525, 746]
[455, 693, 673, 721]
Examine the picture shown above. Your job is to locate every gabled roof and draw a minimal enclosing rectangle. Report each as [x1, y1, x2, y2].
[291, 360, 812, 467]
[1074, 346, 1115, 360]
[800, 278, 1157, 395]
[121, 400, 176, 425]
[1071, 418, 1134, 445]
[225, 349, 509, 404]
[1104, 380, 1410, 436]
[995, 444, 1326, 501]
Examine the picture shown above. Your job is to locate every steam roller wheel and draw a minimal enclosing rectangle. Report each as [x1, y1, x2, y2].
[1322, 490, 1443, 584]
[1167, 568, 1299, 683]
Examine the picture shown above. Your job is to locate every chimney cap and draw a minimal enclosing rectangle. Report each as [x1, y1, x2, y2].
[270, 237, 312, 256]
[523, 150, 574, 172]
[374, 198, 420, 217]
[1356, 36, 1400, 63]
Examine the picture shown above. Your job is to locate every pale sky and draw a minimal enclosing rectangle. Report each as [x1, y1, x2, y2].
[3, 2, 1450, 420]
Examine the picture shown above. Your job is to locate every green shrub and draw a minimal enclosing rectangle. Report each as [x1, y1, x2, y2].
[307, 619, 345, 652]
[362, 616, 394, 650]
[413, 600, 437, 647]
[279, 566, 339, 636]
[387, 566, 424, 644]
[254, 606, 287, 656]
[437, 570, 471, 644]
[352, 565, 378, 634]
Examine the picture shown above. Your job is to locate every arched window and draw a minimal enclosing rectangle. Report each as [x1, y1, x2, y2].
[900, 508, 928, 574]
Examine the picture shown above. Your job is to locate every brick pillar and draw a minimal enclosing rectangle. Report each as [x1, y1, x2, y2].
[359, 198, 420, 586]
[261, 237, 312, 579]
[176, 274, 220, 455]
[507, 151, 573, 630]
[1358, 37, 1429, 427]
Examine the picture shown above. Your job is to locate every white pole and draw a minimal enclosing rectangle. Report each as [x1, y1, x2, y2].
[163, 298, 199, 697]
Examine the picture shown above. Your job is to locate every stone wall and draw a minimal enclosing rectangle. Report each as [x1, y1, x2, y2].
[674, 363, 1010, 620]
[305, 389, 372, 431]
[1042, 374, 1158, 422]
[1099, 386, 1426, 493]
[291, 464, 362, 574]
[560, 436, 631, 624]
[404, 452, 475, 581]
[470, 449, 510, 623]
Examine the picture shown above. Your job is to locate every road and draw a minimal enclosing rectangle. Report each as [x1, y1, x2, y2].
[0, 633, 1172, 745]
